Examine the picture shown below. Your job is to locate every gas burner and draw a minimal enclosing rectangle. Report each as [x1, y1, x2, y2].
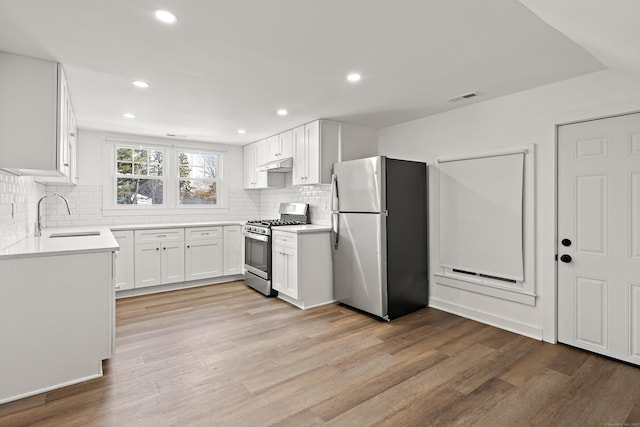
[246, 219, 307, 227]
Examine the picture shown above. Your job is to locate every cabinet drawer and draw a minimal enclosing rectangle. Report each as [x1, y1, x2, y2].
[273, 231, 297, 249]
[185, 226, 222, 241]
[135, 228, 184, 243]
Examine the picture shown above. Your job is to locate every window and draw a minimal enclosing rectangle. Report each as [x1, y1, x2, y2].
[104, 140, 225, 212]
[177, 151, 218, 205]
[115, 147, 165, 205]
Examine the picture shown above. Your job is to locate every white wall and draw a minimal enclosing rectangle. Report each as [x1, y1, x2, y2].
[378, 69, 640, 342]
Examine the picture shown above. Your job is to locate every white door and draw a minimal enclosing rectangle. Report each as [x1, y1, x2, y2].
[558, 112, 640, 365]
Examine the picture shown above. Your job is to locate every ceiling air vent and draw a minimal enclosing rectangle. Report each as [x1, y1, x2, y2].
[446, 91, 479, 102]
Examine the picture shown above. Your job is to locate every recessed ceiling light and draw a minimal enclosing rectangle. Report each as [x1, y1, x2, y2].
[132, 80, 150, 89]
[277, 109, 288, 116]
[237, 129, 247, 134]
[154, 10, 177, 24]
[123, 113, 135, 119]
[347, 73, 361, 82]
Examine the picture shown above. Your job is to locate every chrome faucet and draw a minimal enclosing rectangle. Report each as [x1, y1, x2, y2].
[36, 193, 71, 236]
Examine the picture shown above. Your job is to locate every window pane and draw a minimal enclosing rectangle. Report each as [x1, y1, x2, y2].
[148, 163, 163, 176]
[134, 149, 148, 162]
[134, 163, 148, 176]
[179, 179, 217, 205]
[149, 150, 163, 164]
[117, 162, 132, 174]
[203, 154, 217, 179]
[117, 178, 164, 205]
[178, 152, 217, 179]
[117, 148, 132, 161]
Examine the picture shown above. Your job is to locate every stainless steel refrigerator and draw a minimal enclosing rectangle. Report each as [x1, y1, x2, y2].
[331, 156, 428, 320]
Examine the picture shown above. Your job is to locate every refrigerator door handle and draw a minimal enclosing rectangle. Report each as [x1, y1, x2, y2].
[333, 213, 340, 249]
[330, 173, 339, 213]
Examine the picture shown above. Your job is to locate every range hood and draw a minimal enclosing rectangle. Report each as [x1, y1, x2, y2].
[256, 157, 293, 172]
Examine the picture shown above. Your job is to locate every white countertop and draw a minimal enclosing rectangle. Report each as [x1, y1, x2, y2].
[110, 221, 245, 231]
[0, 226, 119, 260]
[274, 224, 332, 233]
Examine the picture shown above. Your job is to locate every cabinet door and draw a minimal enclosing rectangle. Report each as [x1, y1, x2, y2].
[185, 239, 222, 281]
[266, 135, 280, 162]
[223, 225, 243, 275]
[272, 244, 287, 294]
[279, 130, 293, 159]
[254, 139, 269, 188]
[67, 98, 78, 184]
[135, 242, 162, 288]
[113, 230, 134, 291]
[272, 245, 298, 299]
[162, 241, 185, 284]
[292, 125, 306, 185]
[243, 144, 256, 188]
[305, 121, 320, 185]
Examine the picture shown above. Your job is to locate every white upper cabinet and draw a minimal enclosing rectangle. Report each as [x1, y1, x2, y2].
[0, 52, 77, 182]
[293, 120, 339, 186]
[267, 130, 293, 162]
[243, 139, 284, 189]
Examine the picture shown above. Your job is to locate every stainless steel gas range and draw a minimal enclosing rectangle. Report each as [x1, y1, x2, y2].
[243, 202, 310, 296]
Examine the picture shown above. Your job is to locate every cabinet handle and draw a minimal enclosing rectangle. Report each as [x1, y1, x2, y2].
[201, 232, 209, 235]
[156, 234, 166, 238]
[163, 247, 167, 250]
[156, 247, 159, 251]
[187, 245, 190, 249]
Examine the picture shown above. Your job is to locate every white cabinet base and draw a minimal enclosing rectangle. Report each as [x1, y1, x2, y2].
[0, 252, 114, 404]
[277, 292, 335, 310]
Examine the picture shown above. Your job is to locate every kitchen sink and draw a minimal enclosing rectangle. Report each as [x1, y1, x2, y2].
[48, 231, 101, 238]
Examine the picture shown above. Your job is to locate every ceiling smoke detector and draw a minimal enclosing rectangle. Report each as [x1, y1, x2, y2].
[446, 91, 479, 102]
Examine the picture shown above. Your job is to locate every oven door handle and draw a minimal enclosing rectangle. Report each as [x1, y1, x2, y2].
[243, 231, 269, 242]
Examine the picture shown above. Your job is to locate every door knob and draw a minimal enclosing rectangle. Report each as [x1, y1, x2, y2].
[560, 254, 572, 263]
[561, 239, 572, 247]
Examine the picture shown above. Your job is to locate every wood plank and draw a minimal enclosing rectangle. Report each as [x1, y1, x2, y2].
[1, 281, 639, 426]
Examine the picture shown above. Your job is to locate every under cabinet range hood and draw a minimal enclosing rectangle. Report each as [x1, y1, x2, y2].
[256, 157, 293, 172]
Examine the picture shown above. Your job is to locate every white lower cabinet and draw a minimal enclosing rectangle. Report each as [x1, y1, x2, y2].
[272, 244, 298, 299]
[118, 224, 244, 296]
[185, 226, 223, 281]
[271, 230, 333, 309]
[223, 225, 243, 275]
[112, 230, 134, 291]
[134, 228, 185, 288]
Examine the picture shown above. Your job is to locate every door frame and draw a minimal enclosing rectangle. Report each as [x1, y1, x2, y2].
[553, 108, 640, 344]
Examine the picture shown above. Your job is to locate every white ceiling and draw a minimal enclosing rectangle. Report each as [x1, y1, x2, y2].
[0, 0, 604, 145]
[519, 0, 640, 77]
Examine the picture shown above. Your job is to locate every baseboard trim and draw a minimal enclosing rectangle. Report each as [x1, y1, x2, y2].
[116, 275, 245, 298]
[429, 297, 543, 340]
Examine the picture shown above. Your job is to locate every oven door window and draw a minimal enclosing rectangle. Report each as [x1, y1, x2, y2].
[245, 236, 269, 277]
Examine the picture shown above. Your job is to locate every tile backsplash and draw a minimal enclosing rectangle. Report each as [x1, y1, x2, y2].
[0, 171, 45, 250]
[42, 185, 262, 228]
[1, 172, 330, 250]
[259, 174, 332, 224]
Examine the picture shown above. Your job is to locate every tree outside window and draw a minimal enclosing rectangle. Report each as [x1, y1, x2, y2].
[115, 147, 164, 205]
[178, 152, 218, 205]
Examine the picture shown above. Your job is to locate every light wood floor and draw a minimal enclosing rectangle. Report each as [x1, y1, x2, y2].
[1, 280, 639, 426]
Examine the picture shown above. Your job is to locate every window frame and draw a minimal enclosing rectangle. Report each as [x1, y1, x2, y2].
[114, 146, 166, 206]
[102, 139, 227, 215]
[175, 149, 222, 208]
